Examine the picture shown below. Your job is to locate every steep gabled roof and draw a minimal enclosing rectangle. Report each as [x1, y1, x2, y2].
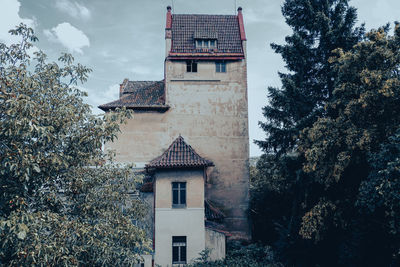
[167, 7, 246, 60]
[146, 136, 214, 169]
[98, 80, 169, 112]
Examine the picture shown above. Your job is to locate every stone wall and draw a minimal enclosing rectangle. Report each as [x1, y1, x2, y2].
[106, 59, 250, 238]
[205, 228, 226, 261]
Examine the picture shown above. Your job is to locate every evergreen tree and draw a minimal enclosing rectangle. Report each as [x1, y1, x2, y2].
[256, 0, 364, 153]
[253, 19, 400, 266]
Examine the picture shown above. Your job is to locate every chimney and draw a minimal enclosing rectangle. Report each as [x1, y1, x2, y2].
[237, 7, 246, 41]
[165, 6, 172, 58]
[120, 78, 128, 98]
[237, 7, 247, 56]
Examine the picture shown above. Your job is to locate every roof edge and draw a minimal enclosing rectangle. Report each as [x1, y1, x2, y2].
[98, 105, 170, 112]
[168, 53, 244, 60]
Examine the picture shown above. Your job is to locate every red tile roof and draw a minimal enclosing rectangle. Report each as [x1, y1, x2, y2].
[146, 136, 214, 169]
[98, 80, 169, 111]
[205, 199, 225, 221]
[169, 14, 244, 57]
[205, 220, 231, 236]
[139, 182, 154, 193]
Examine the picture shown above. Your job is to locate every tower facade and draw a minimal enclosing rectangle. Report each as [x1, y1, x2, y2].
[99, 6, 250, 265]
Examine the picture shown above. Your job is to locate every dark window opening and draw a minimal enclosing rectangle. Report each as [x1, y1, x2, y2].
[172, 182, 186, 208]
[186, 61, 197, 72]
[216, 62, 226, 73]
[172, 236, 187, 264]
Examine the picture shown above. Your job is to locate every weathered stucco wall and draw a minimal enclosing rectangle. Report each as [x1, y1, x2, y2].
[205, 228, 226, 261]
[154, 169, 205, 266]
[166, 60, 249, 237]
[155, 169, 204, 208]
[106, 59, 250, 238]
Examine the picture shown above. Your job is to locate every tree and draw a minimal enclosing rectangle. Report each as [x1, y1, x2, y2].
[256, 0, 364, 153]
[253, 1, 364, 265]
[298, 24, 400, 266]
[0, 24, 151, 266]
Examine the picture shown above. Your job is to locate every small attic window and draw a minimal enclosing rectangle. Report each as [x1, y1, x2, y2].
[195, 39, 217, 49]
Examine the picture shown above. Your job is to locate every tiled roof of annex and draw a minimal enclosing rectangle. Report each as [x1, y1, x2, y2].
[146, 136, 214, 169]
[98, 80, 168, 111]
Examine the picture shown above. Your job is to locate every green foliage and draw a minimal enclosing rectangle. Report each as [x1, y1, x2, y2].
[298, 24, 400, 265]
[253, 21, 400, 266]
[255, 0, 400, 265]
[0, 24, 150, 266]
[189, 242, 282, 267]
[257, 0, 364, 153]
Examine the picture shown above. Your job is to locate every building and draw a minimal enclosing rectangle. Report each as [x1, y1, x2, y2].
[99, 6, 249, 266]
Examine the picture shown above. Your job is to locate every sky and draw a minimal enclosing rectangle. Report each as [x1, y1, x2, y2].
[1, 0, 399, 157]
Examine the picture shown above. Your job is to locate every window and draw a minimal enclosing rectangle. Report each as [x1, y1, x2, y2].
[172, 236, 187, 264]
[216, 62, 226, 73]
[186, 61, 197, 72]
[172, 182, 186, 208]
[195, 39, 217, 49]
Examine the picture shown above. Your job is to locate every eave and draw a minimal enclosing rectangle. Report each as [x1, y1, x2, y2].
[168, 52, 244, 60]
[98, 105, 170, 112]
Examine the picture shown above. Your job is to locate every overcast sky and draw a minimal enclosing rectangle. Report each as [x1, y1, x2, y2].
[1, 0, 399, 156]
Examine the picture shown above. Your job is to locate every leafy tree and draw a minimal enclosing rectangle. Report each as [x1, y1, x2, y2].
[298, 24, 400, 266]
[254, 0, 400, 265]
[0, 24, 151, 266]
[256, 0, 364, 153]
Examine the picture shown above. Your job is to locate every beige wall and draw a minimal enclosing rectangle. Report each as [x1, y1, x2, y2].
[106, 58, 250, 238]
[155, 169, 204, 209]
[154, 169, 205, 266]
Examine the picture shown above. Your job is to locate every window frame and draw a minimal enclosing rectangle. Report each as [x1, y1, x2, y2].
[172, 236, 187, 265]
[172, 182, 186, 208]
[216, 61, 227, 73]
[186, 61, 198, 72]
[195, 39, 217, 49]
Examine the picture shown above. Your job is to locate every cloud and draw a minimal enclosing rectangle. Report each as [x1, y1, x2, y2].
[244, 8, 267, 24]
[0, 0, 36, 45]
[130, 66, 152, 76]
[80, 84, 119, 114]
[44, 22, 90, 54]
[55, 0, 91, 20]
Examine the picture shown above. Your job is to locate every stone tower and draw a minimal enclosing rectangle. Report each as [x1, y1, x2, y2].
[99, 6, 250, 242]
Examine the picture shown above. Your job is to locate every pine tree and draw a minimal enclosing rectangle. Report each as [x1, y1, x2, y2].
[252, 1, 366, 265]
[256, 0, 364, 153]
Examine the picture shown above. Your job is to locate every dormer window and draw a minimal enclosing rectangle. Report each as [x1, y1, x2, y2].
[195, 39, 217, 49]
